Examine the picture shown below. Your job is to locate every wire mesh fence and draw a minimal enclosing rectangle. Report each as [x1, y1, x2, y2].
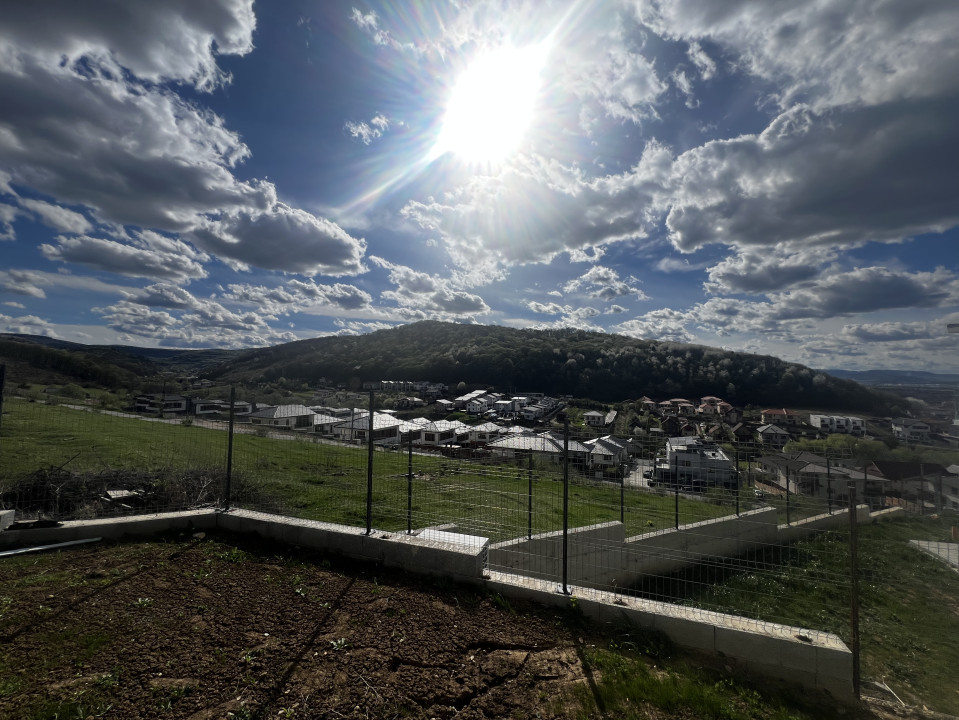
[2, 377, 959, 710]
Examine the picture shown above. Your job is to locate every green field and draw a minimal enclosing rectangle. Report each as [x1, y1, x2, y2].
[1, 398, 741, 541]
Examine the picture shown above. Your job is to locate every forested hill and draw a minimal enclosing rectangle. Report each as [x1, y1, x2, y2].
[208, 321, 904, 414]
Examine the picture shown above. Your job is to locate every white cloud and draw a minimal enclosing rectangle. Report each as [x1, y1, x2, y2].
[635, 0, 959, 110]
[224, 279, 373, 313]
[372, 256, 490, 317]
[663, 103, 959, 254]
[40, 234, 208, 283]
[3, 301, 26, 309]
[0, 270, 49, 298]
[0, 203, 16, 240]
[563, 265, 649, 301]
[615, 308, 697, 343]
[18, 198, 92, 234]
[344, 114, 391, 145]
[704, 247, 836, 295]
[187, 205, 367, 276]
[0, 0, 256, 92]
[0, 312, 59, 337]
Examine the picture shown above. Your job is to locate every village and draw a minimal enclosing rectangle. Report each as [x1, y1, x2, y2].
[131, 379, 959, 516]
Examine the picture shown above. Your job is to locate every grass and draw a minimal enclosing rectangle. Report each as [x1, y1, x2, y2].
[676, 514, 959, 713]
[1, 398, 746, 541]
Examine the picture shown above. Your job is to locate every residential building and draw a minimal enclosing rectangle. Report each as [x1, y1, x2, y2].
[757, 424, 790, 449]
[134, 394, 188, 415]
[809, 414, 865, 436]
[249, 404, 316, 429]
[760, 408, 805, 428]
[891, 418, 931, 443]
[654, 437, 738, 489]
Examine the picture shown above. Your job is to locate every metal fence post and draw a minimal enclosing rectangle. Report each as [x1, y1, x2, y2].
[827, 457, 833, 514]
[407, 431, 413, 534]
[366, 390, 374, 535]
[562, 417, 569, 595]
[620, 461, 625, 524]
[735, 449, 740, 517]
[785, 466, 791, 526]
[848, 481, 861, 700]
[224, 384, 235, 511]
[527, 453, 533, 541]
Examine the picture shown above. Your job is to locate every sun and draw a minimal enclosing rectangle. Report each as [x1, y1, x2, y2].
[434, 43, 549, 164]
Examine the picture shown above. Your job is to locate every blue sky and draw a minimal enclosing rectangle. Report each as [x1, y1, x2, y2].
[1, 0, 957, 372]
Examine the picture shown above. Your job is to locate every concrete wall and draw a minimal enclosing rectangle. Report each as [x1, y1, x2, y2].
[485, 571, 853, 701]
[488, 521, 625, 586]
[488, 505, 871, 591]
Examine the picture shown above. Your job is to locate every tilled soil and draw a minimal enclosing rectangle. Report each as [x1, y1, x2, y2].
[0, 532, 944, 720]
[0, 532, 590, 719]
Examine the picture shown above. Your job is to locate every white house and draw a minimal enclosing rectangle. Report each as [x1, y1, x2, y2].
[809, 414, 865, 436]
[583, 410, 606, 427]
[655, 436, 738, 489]
[891, 418, 931, 443]
[134, 394, 188, 415]
[249, 404, 316, 429]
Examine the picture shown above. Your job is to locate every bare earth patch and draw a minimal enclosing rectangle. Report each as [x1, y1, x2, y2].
[0, 532, 946, 720]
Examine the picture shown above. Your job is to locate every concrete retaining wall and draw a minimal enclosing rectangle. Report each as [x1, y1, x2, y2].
[485, 571, 852, 700]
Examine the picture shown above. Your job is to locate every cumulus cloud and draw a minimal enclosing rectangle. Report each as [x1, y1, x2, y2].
[224, 279, 373, 313]
[635, 0, 959, 110]
[18, 198, 92, 234]
[0, 203, 16, 240]
[563, 265, 649, 301]
[615, 308, 697, 343]
[402, 152, 662, 282]
[344, 114, 391, 145]
[372, 256, 490, 317]
[0, 270, 50, 298]
[704, 248, 836, 295]
[187, 205, 367, 276]
[0, 312, 59, 336]
[663, 103, 959, 253]
[40, 233, 208, 282]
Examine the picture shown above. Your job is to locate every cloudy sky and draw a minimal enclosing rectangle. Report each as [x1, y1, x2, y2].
[1, 0, 957, 372]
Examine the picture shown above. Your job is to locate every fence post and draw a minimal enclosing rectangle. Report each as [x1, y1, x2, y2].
[785, 466, 791, 526]
[527, 453, 533, 541]
[562, 416, 569, 595]
[0, 364, 5, 457]
[619, 463, 628, 525]
[407, 431, 413, 534]
[224, 384, 235, 511]
[735, 450, 740, 517]
[827, 457, 833, 514]
[848, 481, 861, 700]
[366, 390, 374, 536]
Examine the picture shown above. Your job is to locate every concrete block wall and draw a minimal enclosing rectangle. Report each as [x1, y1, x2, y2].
[485, 571, 854, 702]
[488, 521, 625, 585]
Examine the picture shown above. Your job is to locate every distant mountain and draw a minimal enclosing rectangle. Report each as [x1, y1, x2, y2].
[824, 369, 959, 386]
[1, 324, 912, 414]
[0, 334, 240, 387]
[204, 321, 906, 414]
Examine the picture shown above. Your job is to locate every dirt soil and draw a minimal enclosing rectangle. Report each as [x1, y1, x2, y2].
[0, 531, 946, 720]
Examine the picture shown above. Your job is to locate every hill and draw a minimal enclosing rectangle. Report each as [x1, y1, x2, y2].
[207, 321, 904, 413]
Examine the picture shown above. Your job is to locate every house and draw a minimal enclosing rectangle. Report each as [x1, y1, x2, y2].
[758, 453, 832, 497]
[337, 412, 403, 445]
[654, 436, 738, 489]
[866, 460, 954, 511]
[809, 414, 865, 436]
[891, 418, 931, 443]
[134, 394, 188, 415]
[486, 430, 590, 465]
[757, 424, 790, 449]
[760, 408, 805, 428]
[249, 404, 316, 429]
[467, 421, 502, 444]
[583, 410, 606, 427]
[583, 435, 629, 472]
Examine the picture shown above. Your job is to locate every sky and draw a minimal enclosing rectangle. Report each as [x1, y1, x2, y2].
[1, 0, 958, 373]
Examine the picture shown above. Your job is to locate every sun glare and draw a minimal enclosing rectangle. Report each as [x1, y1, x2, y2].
[434, 43, 548, 164]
